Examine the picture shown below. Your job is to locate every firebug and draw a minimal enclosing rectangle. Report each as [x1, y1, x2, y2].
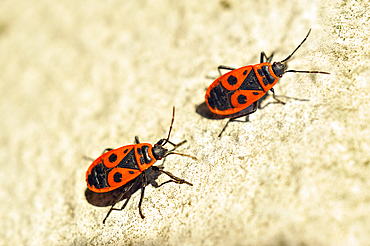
[85, 107, 196, 223]
[205, 29, 330, 136]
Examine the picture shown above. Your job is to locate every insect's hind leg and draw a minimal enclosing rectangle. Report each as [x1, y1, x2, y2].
[103, 197, 131, 223]
[102, 181, 137, 224]
[218, 101, 258, 137]
[137, 172, 147, 219]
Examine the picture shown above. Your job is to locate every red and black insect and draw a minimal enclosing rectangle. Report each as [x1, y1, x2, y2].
[205, 29, 330, 136]
[85, 107, 196, 223]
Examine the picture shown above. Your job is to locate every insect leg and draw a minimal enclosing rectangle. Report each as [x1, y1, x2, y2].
[84, 148, 114, 162]
[138, 172, 147, 219]
[102, 148, 114, 155]
[103, 197, 131, 222]
[155, 179, 177, 188]
[135, 136, 140, 144]
[270, 88, 285, 104]
[83, 156, 95, 161]
[166, 140, 186, 148]
[218, 65, 236, 76]
[157, 167, 193, 186]
[102, 181, 137, 224]
[260, 51, 274, 63]
[218, 101, 258, 137]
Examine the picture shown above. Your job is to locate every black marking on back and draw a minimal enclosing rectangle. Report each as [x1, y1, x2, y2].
[137, 147, 142, 155]
[88, 162, 110, 189]
[239, 69, 264, 91]
[117, 148, 140, 170]
[113, 172, 122, 183]
[237, 94, 247, 104]
[227, 75, 238, 86]
[253, 92, 259, 95]
[141, 146, 153, 164]
[108, 153, 117, 163]
[262, 66, 276, 84]
[262, 77, 268, 86]
[129, 171, 134, 174]
[207, 83, 231, 111]
[257, 69, 264, 77]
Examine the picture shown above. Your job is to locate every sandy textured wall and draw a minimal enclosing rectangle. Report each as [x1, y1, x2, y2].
[1, 0, 370, 245]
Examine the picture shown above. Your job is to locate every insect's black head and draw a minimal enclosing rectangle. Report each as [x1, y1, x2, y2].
[272, 62, 287, 78]
[152, 140, 168, 160]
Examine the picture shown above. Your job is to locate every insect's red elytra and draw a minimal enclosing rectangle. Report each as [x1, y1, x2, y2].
[86, 143, 156, 193]
[206, 62, 280, 116]
[85, 107, 196, 223]
[205, 29, 330, 137]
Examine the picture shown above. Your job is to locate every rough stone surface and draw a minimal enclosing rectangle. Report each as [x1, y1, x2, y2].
[1, 0, 370, 245]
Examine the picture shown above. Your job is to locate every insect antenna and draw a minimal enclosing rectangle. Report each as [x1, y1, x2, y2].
[161, 106, 176, 146]
[280, 29, 311, 63]
[159, 107, 197, 160]
[279, 29, 330, 75]
[285, 70, 330, 75]
[164, 151, 198, 160]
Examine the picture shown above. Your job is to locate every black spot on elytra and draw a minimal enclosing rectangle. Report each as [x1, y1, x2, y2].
[253, 92, 259, 95]
[124, 149, 129, 154]
[109, 153, 117, 163]
[227, 75, 238, 86]
[237, 95, 247, 104]
[129, 171, 134, 174]
[113, 172, 122, 183]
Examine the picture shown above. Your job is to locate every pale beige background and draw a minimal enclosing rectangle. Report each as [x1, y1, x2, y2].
[1, 0, 369, 245]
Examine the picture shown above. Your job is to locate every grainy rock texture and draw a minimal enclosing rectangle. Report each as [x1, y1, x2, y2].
[1, 0, 369, 245]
